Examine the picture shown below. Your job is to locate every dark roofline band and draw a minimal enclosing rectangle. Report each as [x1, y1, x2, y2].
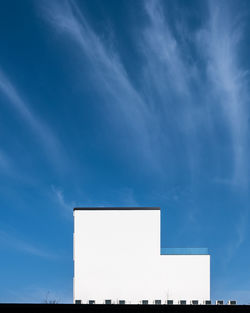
[73, 207, 161, 211]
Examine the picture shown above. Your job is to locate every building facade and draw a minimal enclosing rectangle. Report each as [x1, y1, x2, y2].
[73, 207, 210, 304]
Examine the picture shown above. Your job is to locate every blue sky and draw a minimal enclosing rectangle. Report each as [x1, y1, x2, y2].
[0, 0, 250, 304]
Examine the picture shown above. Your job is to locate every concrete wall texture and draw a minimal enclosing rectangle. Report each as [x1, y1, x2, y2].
[73, 208, 210, 304]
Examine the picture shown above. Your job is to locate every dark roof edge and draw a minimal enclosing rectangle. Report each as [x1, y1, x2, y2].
[73, 207, 161, 211]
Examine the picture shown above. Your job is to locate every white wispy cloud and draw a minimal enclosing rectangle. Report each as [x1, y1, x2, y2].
[51, 185, 75, 218]
[41, 0, 161, 168]
[143, 0, 193, 98]
[223, 208, 248, 264]
[197, 0, 249, 187]
[143, 0, 249, 187]
[40, 0, 249, 188]
[141, 0, 203, 178]
[0, 229, 58, 260]
[0, 68, 68, 170]
[235, 209, 248, 249]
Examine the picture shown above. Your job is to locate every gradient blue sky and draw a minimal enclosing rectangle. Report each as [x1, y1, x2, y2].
[0, 0, 250, 304]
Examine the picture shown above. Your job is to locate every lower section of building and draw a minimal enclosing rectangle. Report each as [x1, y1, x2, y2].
[73, 208, 210, 304]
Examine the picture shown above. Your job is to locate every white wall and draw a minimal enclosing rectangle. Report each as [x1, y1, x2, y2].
[73, 208, 210, 304]
[157, 255, 210, 302]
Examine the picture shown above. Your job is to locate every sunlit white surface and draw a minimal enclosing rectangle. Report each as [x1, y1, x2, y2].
[73, 208, 210, 304]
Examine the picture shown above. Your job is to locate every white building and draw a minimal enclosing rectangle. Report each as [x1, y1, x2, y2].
[73, 207, 210, 304]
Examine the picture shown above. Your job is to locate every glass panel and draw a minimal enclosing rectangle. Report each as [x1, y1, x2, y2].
[154, 300, 161, 305]
[119, 300, 125, 305]
[204, 300, 211, 305]
[161, 248, 208, 255]
[75, 300, 81, 304]
[105, 300, 112, 304]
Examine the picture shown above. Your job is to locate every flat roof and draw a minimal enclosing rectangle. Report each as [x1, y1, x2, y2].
[73, 207, 161, 211]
